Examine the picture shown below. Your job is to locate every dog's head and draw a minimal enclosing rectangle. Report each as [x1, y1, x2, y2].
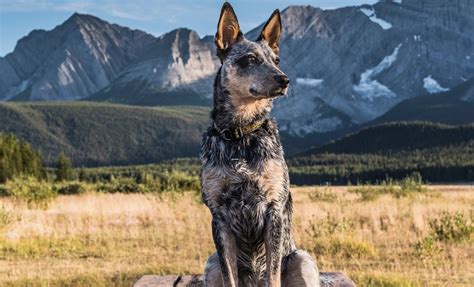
[215, 2, 289, 100]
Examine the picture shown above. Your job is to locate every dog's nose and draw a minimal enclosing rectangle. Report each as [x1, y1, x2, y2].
[274, 75, 290, 87]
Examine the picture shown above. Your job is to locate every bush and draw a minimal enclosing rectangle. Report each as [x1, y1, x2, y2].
[306, 214, 354, 237]
[415, 211, 473, 256]
[355, 274, 417, 287]
[4, 176, 57, 209]
[350, 186, 380, 201]
[55, 182, 87, 195]
[0, 205, 13, 231]
[414, 235, 442, 257]
[308, 186, 338, 202]
[311, 237, 377, 259]
[158, 171, 200, 192]
[96, 178, 149, 194]
[350, 174, 427, 200]
[55, 153, 74, 182]
[396, 172, 426, 197]
[429, 212, 473, 243]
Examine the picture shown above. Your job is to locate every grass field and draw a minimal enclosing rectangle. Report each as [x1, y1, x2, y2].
[0, 185, 473, 286]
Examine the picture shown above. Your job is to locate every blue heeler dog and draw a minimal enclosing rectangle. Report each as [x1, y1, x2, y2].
[200, 3, 320, 287]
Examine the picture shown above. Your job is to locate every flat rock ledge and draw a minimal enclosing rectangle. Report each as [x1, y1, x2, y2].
[133, 272, 355, 287]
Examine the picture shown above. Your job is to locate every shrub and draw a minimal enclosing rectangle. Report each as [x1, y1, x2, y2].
[95, 178, 149, 194]
[55, 153, 74, 182]
[429, 212, 473, 243]
[350, 186, 380, 201]
[415, 211, 473, 256]
[4, 176, 57, 209]
[396, 172, 426, 198]
[351, 174, 427, 200]
[355, 274, 417, 287]
[308, 186, 338, 202]
[306, 214, 354, 237]
[56, 182, 87, 195]
[311, 237, 377, 259]
[0, 205, 13, 231]
[159, 171, 200, 192]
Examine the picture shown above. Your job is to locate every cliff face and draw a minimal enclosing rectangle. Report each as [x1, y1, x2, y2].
[0, 13, 156, 101]
[252, 0, 474, 135]
[1, 1, 473, 136]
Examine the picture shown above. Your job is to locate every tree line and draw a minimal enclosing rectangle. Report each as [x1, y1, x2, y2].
[0, 134, 73, 183]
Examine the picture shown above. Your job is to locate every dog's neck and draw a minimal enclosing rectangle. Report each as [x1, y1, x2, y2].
[211, 68, 273, 130]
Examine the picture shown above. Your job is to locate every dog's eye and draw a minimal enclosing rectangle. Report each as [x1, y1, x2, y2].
[275, 57, 280, 65]
[236, 55, 259, 67]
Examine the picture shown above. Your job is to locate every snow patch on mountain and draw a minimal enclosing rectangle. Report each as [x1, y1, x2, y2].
[423, 76, 449, 94]
[273, 86, 347, 136]
[290, 116, 343, 137]
[353, 44, 402, 101]
[296, 78, 323, 86]
[360, 7, 393, 30]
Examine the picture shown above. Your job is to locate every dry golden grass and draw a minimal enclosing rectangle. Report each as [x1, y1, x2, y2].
[0, 185, 473, 286]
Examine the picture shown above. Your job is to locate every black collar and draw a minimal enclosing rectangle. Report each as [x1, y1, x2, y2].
[212, 118, 267, 141]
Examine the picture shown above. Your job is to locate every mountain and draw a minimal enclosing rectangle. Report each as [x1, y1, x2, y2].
[1, 1, 474, 137]
[369, 77, 474, 125]
[253, 0, 474, 135]
[0, 14, 219, 104]
[0, 13, 156, 101]
[0, 102, 210, 166]
[88, 28, 219, 105]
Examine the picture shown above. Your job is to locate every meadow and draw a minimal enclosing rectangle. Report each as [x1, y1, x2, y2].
[0, 184, 472, 286]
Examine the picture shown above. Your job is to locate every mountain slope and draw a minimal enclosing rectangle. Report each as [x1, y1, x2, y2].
[302, 121, 474, 155]
[0, 13, 156, 101]
[1, 1, 474, 137]
[0, 102, 210, 166]
[370, 77, 474, 125]
[288, 122, 474, 184]
[250, 1, 474, 134]
[88, 28, 219, 105]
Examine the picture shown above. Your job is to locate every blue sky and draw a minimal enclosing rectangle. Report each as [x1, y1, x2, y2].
[0, 0, 377, 56]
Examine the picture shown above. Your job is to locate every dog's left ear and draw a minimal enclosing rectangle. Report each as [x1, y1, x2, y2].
[258, 9, 282, 54]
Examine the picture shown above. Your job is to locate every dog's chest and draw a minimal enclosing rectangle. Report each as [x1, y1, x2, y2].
[221, 178, 268, 241]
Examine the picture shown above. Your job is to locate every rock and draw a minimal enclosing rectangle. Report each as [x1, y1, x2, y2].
[133, 272, 355, 287]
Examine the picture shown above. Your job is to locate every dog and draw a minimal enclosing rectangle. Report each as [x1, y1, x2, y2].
[200, 3, 320, 287]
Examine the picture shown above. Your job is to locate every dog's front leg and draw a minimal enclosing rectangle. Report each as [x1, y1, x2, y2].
[264, 206, 283, 287]
[212, 217, 239, 287]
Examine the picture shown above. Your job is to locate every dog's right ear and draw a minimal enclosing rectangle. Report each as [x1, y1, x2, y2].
[215, 2, 242, 59]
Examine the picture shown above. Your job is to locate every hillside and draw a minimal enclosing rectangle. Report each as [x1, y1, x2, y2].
[306, 121, 474, 154]
[370, 78, 474, 125]
[289, 122, 474, 184]
[0, 102, 210, 166]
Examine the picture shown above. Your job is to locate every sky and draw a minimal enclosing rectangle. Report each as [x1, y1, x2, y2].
[0, 0, 377, 57]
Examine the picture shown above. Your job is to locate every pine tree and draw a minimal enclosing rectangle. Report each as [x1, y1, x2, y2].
[56, 153, 73, 182]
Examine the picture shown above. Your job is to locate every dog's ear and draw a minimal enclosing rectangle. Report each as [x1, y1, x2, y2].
[258, 9, 282, 54]
[215, 2, 242, 54]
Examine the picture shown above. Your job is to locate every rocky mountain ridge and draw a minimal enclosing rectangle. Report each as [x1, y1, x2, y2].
[1, 0, 473, 136]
